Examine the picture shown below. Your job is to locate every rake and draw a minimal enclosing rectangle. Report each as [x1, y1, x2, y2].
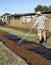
[18, 28, 33, 44]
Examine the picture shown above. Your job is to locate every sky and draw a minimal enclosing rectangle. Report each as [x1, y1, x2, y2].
[0, 0, 51, 15]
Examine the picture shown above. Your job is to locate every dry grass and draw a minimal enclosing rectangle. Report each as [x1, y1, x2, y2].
[9, 18, 51, 32]
[9, 18, 35, 29]
[46, 18, 51, 32]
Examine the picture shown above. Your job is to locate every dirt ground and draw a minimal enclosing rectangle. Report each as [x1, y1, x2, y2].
[0, 41, 28, 65]
[0, 30, 51, 65]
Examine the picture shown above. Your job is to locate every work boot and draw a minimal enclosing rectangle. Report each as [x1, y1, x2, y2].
[39, 41, 42, 44]
[44, 41, 47, 42]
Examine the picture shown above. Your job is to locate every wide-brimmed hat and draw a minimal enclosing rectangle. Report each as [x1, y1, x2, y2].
[36, 11, 41, 15]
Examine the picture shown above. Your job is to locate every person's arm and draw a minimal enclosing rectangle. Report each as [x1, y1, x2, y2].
[45, 16, 48, 21]
[32, 19, 38, 29]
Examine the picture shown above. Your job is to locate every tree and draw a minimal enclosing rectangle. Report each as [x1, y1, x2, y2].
[35, 5, 43, 12]
[43, 6, 48, 12]
[48, 5, 51, 12]
[34, 5, 51, 13]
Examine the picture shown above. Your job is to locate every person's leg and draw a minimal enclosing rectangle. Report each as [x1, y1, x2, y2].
[42, 30, 47, 42]
[38, 29, 42, 43]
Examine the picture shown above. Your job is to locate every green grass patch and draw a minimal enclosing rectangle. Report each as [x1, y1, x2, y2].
[0, 27, 51, 48]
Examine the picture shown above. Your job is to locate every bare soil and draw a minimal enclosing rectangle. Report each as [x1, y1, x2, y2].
[0, 30, 51, 65]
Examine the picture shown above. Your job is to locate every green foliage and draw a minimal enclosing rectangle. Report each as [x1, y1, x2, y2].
[35, 5, 43, 12]
[43, 6, 48, 12]
[48, 6, 51, 12]
[35, 5, 51, 13]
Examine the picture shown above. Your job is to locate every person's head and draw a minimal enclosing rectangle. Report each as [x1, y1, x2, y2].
[36, 11, 41, 16]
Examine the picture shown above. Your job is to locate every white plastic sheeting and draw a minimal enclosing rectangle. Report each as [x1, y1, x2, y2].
[20, 16, 31, 23]
[20, 15, 38, 24]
